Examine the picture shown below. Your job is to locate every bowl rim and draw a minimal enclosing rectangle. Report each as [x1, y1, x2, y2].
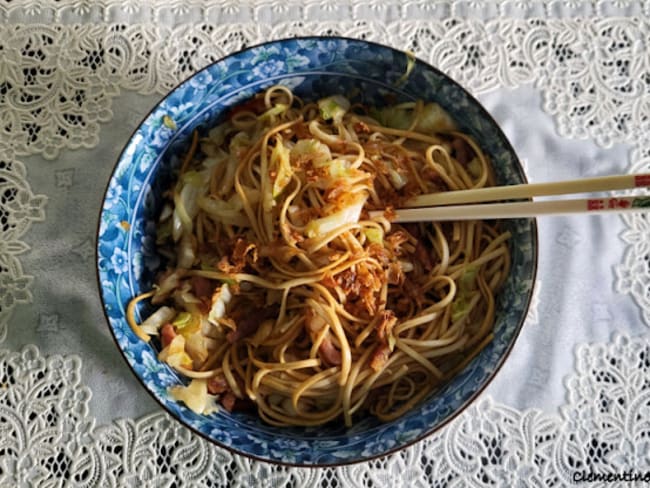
[95, 34, 539, 468]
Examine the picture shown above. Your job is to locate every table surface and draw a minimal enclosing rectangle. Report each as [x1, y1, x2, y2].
[3, 1, 650, 486]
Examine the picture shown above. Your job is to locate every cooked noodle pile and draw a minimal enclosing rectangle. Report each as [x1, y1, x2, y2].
[127, 86, 511, 426]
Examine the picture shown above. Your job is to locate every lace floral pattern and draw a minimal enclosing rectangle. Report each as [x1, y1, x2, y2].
[616, 146, 650, 323]
[1, 0, 649, 24]
[0, 18, 649, 158]
[0, 146, 46, 341]
[1, 334, 648, 486]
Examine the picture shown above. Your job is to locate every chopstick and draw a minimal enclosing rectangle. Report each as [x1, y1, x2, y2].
[404, 173, 650, 207]
[371, 195, 650, 223]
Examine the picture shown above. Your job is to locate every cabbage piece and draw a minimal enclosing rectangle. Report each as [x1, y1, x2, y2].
[172, 311, 192, 329]
[168, 378, 219, 415]
[415, 103, 457, 133]
[181, 173, 207, 211]
[207, 121, 231, 146]
[156, 202, 173, 242]
[290, 139, 332, 167]
[159, 203, 173, 222]
[304, 159, 355, 191]
[172, 312, 202, 337]
[363, 227, 384, 245]
[451, 266, 478, 321]
[201, 140, 223, 158]
[159, 334, 193, 369]
[383, 160, 408, 190]
[259, 103, 288, 120]
[459, 266, 478, 290]
[201, 155, 226, 170]
[201, 316, 225, 339]
[185, 330, 209, 368]
[328, 159, 351, 178]
[229, 131, 250, 154]
[217, 131, 250, 196]
[172, 283, 202, 313]
[181, 170, 207, 187]
[306, 159, 369, 191]
[172, 175, 205, 241]
[467, 157, 482, 178]
[370, 102, 457, 134]
[198, 195, 242, 216]
[388, 170, 407, 189]
[177, 233, 196, 268]
[152, 270, 183, 304]
[199, 148, 229, 176]
[207, 283, 232, 325]
[318, 95, 350, 123]
[271, 139, 293, 198]
[172, 191, 191, 242]
[218, 156, 239, 197]
[198, 194, 251, 227]
[370, 107, 413, 130]
[399, 260, 414, 273]
[305, 194, 367, 238]
[139, 306, 176, 336]
[387, 333, 396, 352]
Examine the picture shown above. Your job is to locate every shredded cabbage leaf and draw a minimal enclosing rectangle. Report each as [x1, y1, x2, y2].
[159, 335, 193, 369]
[305, 194, 367, 238]
[290, 139, 332, 167]
[185, 330, 209, 367]
[198, 194, 250, 227]
[168, 378, 220, 415]
[139, 306, 175, 335]
[371, 102, 457, 134]
[415, 103, 457, 133]
[363, 228, 384, 245]
[259, 103, 288, 120]
[451, 266, 478, 321]
[271, 138, 293, 198]
[318, 95, 350, 123]
[208, 284, 232, 325]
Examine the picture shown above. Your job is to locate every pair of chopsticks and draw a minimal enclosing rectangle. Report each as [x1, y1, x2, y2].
[370, 173, 650, 223]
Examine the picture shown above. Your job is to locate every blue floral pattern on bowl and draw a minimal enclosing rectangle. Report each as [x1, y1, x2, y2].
[97, 37, 537, 466]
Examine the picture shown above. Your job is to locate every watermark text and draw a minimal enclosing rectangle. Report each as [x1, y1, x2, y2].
[573, 471, 650, 483]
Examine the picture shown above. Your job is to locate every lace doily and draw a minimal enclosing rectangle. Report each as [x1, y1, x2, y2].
[616, 146, 650, 323]
[1, 333, 648, 486]
[1, 0, 649, 23]
[0, 16, 648, 157]
[0, 147, 46, 342]
[3, 0, 650, 484]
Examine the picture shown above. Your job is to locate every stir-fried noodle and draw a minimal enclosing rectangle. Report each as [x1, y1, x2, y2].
[127, 86, 511, 426]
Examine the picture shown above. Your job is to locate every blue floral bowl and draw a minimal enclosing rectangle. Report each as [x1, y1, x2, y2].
[96, 37, 537, 466]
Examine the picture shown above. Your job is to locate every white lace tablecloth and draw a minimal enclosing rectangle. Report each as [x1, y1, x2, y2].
[3, 1, 650, 486]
